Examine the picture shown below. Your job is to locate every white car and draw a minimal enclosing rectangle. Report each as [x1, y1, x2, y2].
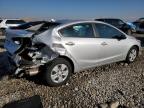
[0, 19, 25, 30]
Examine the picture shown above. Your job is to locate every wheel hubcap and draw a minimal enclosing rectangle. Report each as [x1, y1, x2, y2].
[51, 64, 69, 83]
[129, 49, 137, 62]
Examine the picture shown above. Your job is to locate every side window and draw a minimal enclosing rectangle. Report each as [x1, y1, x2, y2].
[60, 23, 95, 38]
[95, 23, 125, 39]
[0, 20, 2, 23]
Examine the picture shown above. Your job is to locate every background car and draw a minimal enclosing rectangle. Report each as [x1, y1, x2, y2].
[95, 18, 135, 35]
[0, 19, 26, 30]
[0, 19, 26, 47]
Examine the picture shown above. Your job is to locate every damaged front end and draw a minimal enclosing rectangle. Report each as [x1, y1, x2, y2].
[4, 23, 59, 77]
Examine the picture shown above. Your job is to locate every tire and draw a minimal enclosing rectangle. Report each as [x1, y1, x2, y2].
[125, 46, 138, 64]
[44, 58, 72, 87]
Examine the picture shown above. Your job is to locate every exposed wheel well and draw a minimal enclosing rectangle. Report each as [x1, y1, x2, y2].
[58, 56, 74, 73]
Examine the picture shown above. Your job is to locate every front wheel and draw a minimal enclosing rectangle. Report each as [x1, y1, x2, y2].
[125, 46, 138, 63]
[44, 58, 72, 87]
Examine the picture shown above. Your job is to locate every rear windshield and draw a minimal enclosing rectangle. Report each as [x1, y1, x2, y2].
[6, 20, 25, 24]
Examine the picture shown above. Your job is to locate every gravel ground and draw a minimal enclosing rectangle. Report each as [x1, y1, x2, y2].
[0, 48, 144, 108]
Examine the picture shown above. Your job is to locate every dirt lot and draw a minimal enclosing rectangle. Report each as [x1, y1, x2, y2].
[0, 34, 144, 108]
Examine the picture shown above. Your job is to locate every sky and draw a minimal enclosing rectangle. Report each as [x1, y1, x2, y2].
[0, 0, 144, 21]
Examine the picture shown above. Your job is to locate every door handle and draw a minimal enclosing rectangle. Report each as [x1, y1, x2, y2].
[101, 42, 108, 46]
[65, 42, 75, 46]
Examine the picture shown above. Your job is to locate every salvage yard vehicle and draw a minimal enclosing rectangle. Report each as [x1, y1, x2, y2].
[4, 20, 141, 86]
[0, 19, 26, 47]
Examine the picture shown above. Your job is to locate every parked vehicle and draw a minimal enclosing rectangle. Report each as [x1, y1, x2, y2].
[4, 20, 141, 86]
[0, 19, 26, 47]
[0, 19, 25, 30]
[95, 18, 135, 35]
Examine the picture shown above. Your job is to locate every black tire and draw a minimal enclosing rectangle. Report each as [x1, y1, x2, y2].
[44, 58, 72, 87]
[125, 46, 138, 64]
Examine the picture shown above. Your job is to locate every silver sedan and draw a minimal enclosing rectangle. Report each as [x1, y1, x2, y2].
[5, 20, 141, 86]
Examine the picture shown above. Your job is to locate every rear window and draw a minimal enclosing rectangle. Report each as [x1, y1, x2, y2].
[6, 20, 25, 24]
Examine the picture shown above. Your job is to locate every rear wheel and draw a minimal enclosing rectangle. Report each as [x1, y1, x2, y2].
[44, 58, 72, 86]
[125, 46, 138, 63]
